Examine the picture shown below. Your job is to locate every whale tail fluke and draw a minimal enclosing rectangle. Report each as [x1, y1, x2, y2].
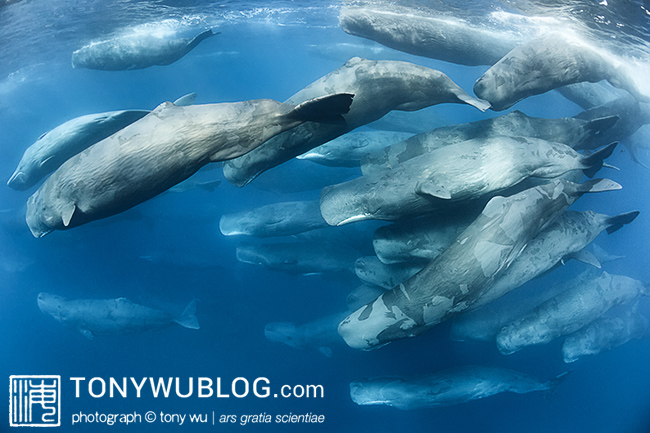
[287, 93, 354, 123]
[581, 142, 618, 178]
[175, 300, 200, 330]
[573, 178, 622, 196]
[543, 371, 571, 400]
[606, 210, 640, 234]
[190, 29, 218, 47]
[575, 115, 619, 149]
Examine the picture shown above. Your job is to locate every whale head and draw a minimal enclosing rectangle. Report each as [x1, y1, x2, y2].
[349, 378, 409, 408]
[264, 322, 301, 348]
[37, 292, 68, 324]
[26, 188, 78, 238]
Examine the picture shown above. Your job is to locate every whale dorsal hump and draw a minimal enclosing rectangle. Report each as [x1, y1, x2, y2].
[416, 180, 452, 199]
[61, 203, 76, 227]
[172, 92, 197, 107]
[152, 101, 175, 115]
[345, 57, 366, 67]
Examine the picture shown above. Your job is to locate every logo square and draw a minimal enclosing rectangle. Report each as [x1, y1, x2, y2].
[9, 375, 61, 427]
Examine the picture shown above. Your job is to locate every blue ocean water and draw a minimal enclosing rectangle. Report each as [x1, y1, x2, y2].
[1, 0, 650, 432]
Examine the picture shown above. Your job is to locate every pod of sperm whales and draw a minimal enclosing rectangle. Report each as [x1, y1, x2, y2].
[219, 200, 327, 238]
[321, 137, 617, 226]
[222, 57, 489, 187]
[339, 7, 523, 66]
[497, 272, 650, 355]
[236, 240, 359, 276]
[264, 312, 348, 357]
[338, 178, 622, 350]
[350, 366, 569, 410]
[361, 110, 618, 175]
[37, 292, 199, 339]
[372, 211, 478, 264]
[7, 93, 197, 191]
[474, 32, 648, 111]
[71, 29, 217, 70]
[25, 93, 353, 238]
[562, 302, 650, 363]
[467, 209, 640, 312]
[297, 130, 412, 167]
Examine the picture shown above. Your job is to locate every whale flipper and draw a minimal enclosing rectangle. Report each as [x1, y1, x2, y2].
[566, 249, 601, 268]
[61, 203, 76, 227]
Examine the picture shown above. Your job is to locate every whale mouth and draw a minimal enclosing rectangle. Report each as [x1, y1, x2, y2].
[235, 246, 266, 266]
[26, 213, 53, 238]
[7, 171, 28, 190]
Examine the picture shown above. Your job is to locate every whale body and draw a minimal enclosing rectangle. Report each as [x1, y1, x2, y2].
[25, 93, 353, 237]
[474, 32, 648, 111]
[350, 366, 568, 409]
[321, 137, 617, 226]
[297, 130, 412, 167]
[361, 110, 618, 175]
[223, 57, 489, 187]
[562, 303, 650, 363]
[219, 200, 327, 238]
[37, 292, 199, 339]
[236, 240, 359, 276]
[339, 7, 523, 66]
[72, 29, 217, 70]
[497, 272, 649, 355]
